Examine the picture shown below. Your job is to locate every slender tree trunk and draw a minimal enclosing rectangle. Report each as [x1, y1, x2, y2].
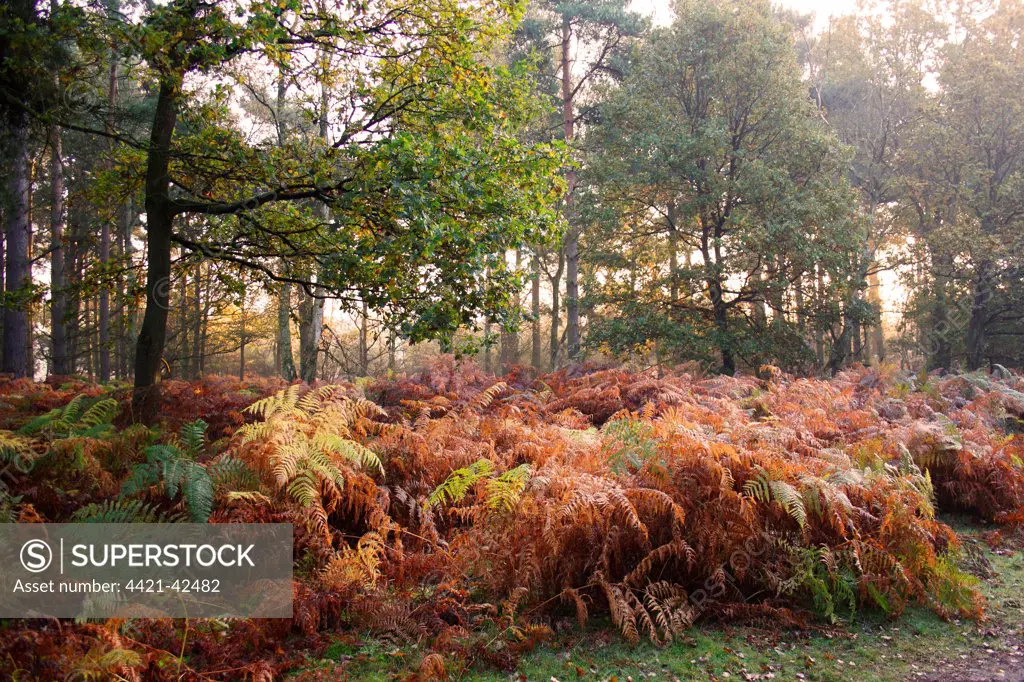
[549, 249, 564, 370]
[277, 280, 296, 380]
[49, 124, 70, 376]
[198, 281, 209, 376]
[927, 252, 953, 370]
[191, 263, 202, 378]
[66, 218, 82, 373]
[701, 220, 734, 376]
[122, 197, 136, 378]
[85, 298, 94, 377]
[500, 250, 521, 372]
[966, 260, 993, 372]
[177, 260, 189, 376]
[387, 331, 397, 372]
[0, 230, 5, 361]
[560, 15, 581, 362]
[133, 80, 178, 421]
[867, 269, 884, 364]
[299, 285, 324, 382]
[815, 265, 825, 369]
[711, 279, 734, 375]
[667, 202, 679, 307]
[297, 77, 329, 383]
[483, 314, 492, 373]
[531, 247, 542, 369]
[852, 316, 862, 362]
[239, 312, 246, 381]
[794, 274, 806, 334]
[98, 45, 117, 383]
[2, 110, 32, 377]
[358, 300, 370, 375]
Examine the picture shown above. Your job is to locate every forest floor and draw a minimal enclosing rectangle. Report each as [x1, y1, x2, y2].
[4, 365, 1024, 681]
[295, 519, 1024, 681]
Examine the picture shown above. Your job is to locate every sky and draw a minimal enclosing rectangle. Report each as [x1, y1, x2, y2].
[631, 0, 864, 28]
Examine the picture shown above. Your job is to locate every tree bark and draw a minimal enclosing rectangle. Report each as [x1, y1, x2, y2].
[357, 299, 369, 376]
[867, 269, 884, 364]
[966, 260, 993, 372]
[49, 124, 70, 376]
[531, 247, 542, 369]
[2, 109, 32, 377]
[927, 252, 952, 371]
[561, 15, 581, 362]
[297, 74, 328, 383]
[277, 280, 296, 380]
[98, 42, 117, 383]
[121, 196, 136, 377]
[499, 249, 521, 372]
[133, 79, 178, 421]
[298, 285, 324, 382]
[667, 202, 679, 306]
[190, 262, 202, 378]
[549, 248, 564, 370]
[238, 291, 246, 381]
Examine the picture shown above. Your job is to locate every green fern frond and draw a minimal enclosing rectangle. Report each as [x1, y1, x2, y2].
[72, 499, 184, 524]
[743, 470, 807, 528]
[122, 443, 214, 522]
[312, 433, 384, 475]
[208, 455, 261, 492]
[20, 393, 117, 438]
[78, 398, 119, 429]
[179, 419, 208, 457]
[428, 459, 495, 507]
[485, 463, 532, 511]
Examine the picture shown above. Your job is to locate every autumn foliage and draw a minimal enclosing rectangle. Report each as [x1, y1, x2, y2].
[1, 361, 1023, 679]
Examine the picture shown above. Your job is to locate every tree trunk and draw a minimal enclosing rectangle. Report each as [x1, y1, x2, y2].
[133, 80, 178, 422]
[358, 299, 369, 376]
[297, 77, 329, 383]
[851, 316, 862, 362]
[667, 202, 679, 306]
[549, 248, 564, 370]
[122, 197, 136, 378]
[966, 260, 993, 372]
[298, 285, 324, 382]
[191, 263, 202, 378]
[277, 280, 296, 380]
[49, 124, 70, 376]
[927, 252, 953, 371]
[2, 109, 32, 377]
[67, 216, 83, 373]
[500, 249, 521, 372]
[560, 15, 581, 362]
[701, 219, 734, 376]
[867, 269, 884, 364]
[531, 247, 542, 369]
[483, 314, 492, 372]
[500, 324, 519, 372]
[177, 261, 190, 378]
[711, 278, 735, 375]
[0, 230, 5, 361]
[98, 44, 117, 383]
[238, 295, 246, 380]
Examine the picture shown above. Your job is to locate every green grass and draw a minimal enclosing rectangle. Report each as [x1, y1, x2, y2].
[291, 522, 1024, 681]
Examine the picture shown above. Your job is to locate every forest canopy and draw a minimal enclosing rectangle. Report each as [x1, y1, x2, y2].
[1, 0, 1022, 403]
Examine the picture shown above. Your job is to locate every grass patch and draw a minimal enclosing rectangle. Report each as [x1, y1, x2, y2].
[300, 521, 1024, 681]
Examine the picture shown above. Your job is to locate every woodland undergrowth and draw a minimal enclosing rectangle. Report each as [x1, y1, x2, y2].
[1, 360, 1023, 680]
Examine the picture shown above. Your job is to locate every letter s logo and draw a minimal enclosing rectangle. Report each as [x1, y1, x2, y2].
[20, 539, 52, 573]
